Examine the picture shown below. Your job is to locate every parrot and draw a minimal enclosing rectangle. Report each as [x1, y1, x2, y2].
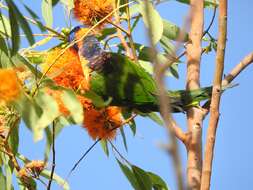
[68, 26, 233, 113]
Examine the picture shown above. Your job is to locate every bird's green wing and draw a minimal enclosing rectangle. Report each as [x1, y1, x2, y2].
[89, 53, 161, 112]
[89, 53, 236, 113]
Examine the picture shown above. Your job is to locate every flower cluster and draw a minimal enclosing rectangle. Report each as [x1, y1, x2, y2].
[18, 160, 46, 186]
[84, 106, 122, 140]
[74, 0, 114, 27]
[43, 47, 123, 140]
[42, 47, 89, 90]
[0, 69, 21, 104]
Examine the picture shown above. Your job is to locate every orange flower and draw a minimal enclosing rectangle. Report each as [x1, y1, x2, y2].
[42, 47, 123, 140]
[74, 0, 114, 27]
[83, 106, 122, 140]
[0, 69, 21, 103]
[25, 160, 46, 177]
[19, 160, 46, 186]
[42, 47, 90, 91]
[18, 168, 29, 179]
[78, 95, 93, 110]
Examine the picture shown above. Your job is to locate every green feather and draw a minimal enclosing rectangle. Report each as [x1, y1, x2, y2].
[89, 53, 233, 113]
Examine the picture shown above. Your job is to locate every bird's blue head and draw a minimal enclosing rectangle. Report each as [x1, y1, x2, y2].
[68, 25, 103, 60]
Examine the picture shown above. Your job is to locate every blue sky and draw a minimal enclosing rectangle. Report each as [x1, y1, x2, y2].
[14, 1, 253, 190]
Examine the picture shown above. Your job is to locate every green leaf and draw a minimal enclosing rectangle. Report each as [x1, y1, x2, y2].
[6, 1, 20, 55]
[100, 139, 109, 156]
[138, 1, 163, 44]
[98, 27, 117, 40]
[117, 160, 140, 190]
[24, 5, 46, 32]
[0, 50, 12, 68]
[122, 111, 136, 136]
[132, 165, 152, 190]
[162, 20, 188, 42]
[131, 14, 141, 32]
[60, 0, 74, 10]
[25, 51, 46, 64]
[170, 63, 179, 79]
[0, 168, 6, 188]
[0, 14, 11, 37]
[0, 35, 8, 55]
[119, 167, 168, 190]
[61, 89, 84, 124]
[52, 0, 61, 6]
[8, 1, 35, 46]
[138, 59, 175, 78]
[84, 90, 112, 108]
[147, 112, 164, 126]
[55, 116, 71, 127]
[15, 53, 43, 78]
[160, 36, 175, 54]
[34, 90, 60, 141]
[133, 43, 151, 62]
[13, 94, 42, 135]
[41, 170, 70, 190]
[147, 172, 169, 190]
[129, 119, 136, 136]
[128, 43, 177, 77]
[4, 161, 13, 190]
[120, 128, 128, 151]
[129, 3, 141, 17]
[42, 0, 53, 27]
[44, 127, 52, 162]
[8, 118, 20, 155]
[138, 60, 154, 75]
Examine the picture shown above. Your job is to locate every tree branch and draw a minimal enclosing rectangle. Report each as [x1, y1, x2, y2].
[185, 0, 204, 189]
[201, 1, 227, 190]
[143, 0, 185, 189]
[170, 120, 187, 144]
[47, 122, 56, 190]
[222, 52, 253, 85]
[113, 1, 133, 59]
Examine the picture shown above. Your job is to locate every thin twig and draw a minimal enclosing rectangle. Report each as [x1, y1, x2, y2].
[65, 139, 100, 182]
[4, 143, 21, 171]
[201, 1, 227, 190]
[20, 34, 57, 37]
[203, 6, 217, 37]
[24, 16, 65, 40]
[103, 34, 118, 49]
[63, 113, 137, 185]
[38, 178, 48, 187]
[47, 121, 56, 190]
[113, 1, 133, 58]
[109, 140, 132, 166]
[126, 0, 138, 61]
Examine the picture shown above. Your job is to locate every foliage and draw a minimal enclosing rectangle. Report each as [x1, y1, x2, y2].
[0, 0, 223, 189]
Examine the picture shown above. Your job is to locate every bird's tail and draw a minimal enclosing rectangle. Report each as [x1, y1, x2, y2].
[168, 83, 238, 113]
